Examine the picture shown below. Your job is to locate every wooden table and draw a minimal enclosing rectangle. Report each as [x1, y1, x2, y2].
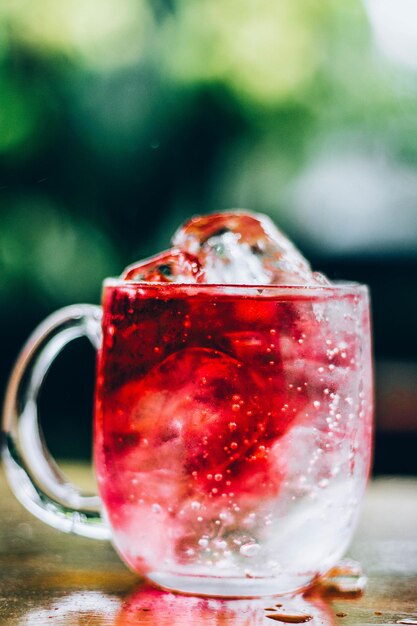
[0, 465, 416, 625]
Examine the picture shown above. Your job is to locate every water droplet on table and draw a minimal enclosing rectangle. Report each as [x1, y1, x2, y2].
[265, 612, 312, 623]
[319, 558, 367, 596]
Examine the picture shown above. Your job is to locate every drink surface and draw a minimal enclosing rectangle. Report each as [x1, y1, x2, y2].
[94, 282, 372, 593]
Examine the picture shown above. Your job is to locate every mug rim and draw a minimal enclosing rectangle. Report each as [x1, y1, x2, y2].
[103, 277, 369, 298]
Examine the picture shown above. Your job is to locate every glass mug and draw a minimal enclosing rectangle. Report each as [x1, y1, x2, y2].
[2, 280, 373, 597]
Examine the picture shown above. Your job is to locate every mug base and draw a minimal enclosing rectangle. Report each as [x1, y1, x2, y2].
[147, 571, 315, 598]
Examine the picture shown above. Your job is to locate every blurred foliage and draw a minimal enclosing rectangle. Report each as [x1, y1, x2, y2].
[0, 196, 116, 303]
[1, 0, 417, 308]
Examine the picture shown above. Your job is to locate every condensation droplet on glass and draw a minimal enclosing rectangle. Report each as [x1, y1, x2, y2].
[240, 542, 260, 558]
[198, 537, 209, 548]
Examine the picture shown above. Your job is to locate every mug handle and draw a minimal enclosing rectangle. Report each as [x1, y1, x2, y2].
[2, 304, 110, 540]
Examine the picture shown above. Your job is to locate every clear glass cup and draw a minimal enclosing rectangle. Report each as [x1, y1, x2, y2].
[2, 280, 373, 597]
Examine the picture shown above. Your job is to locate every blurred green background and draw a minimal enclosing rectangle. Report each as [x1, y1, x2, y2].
[1, 0, 416, 471]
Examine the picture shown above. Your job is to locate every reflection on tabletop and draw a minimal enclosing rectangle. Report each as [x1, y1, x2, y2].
[11, 564, 378, 626]
[17, 582, 339, 626]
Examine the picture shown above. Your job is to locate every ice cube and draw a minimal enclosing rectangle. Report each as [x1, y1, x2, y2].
[172, 211, 317, 285]
[121, 249, 203, 283]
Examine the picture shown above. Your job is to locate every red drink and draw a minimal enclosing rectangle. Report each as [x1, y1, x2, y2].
[94, 280, 373, 596]
[1, 210, 374, 597]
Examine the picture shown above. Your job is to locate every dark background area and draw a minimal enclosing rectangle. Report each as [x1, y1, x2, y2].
[1, 0, 416, 473]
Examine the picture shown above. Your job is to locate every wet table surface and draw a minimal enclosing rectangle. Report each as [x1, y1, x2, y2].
[0, 465, 416, 626]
